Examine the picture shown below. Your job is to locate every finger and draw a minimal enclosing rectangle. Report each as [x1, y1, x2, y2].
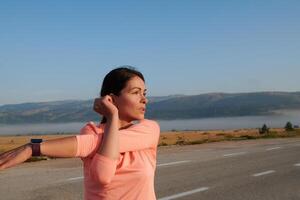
[1, 155, 27, 170]
[0, 148, 29, 170]
[0, 156, 8, 166]
[0, 159, 15, 170]
[0, 150, 14, 165]
[0, 160, 9, 170]
[0, 151, 14, 167]
[93, 98, 101, 106]
[93, 99, 99, 107]
[0, 163, 6, 170]
[93, 101, 101, 111]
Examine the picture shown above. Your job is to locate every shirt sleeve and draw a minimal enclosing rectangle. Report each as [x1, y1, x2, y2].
[75, 119, 160, 157]
[118, 119, 160, 152]
[89, 153, 118, 185]
[75, 124, 102, 158]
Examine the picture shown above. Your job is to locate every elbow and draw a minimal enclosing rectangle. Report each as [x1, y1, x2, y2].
[98, 177, 113, 185]
[94, 172, 113, 185]
[89, 154, 117, 185]
[90, 168, 114, 185]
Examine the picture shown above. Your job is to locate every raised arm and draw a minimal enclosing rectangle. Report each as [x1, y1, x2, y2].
[86, 119, 160, 185]
[76, 119, 160, 158]
[88, 95, 120, 185]
[118, 119, 160, 152]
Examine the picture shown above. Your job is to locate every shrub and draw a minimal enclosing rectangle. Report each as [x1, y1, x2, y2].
[161, 136, 167, 140]
[259, 124, 269, 134]
[240, 135, 256, 140]
[159, 142, 168, 146]
[261, 131, 278, 138]
[175, 136, 186, 145]
[285, 121, 294, 132]
[225, 135, 234, 140]
[189, 139, 209, 145]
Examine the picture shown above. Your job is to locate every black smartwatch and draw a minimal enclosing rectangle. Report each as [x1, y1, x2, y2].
[30, 139, 43, 157]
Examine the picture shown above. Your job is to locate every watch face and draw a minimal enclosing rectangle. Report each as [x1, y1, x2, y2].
[31, 139, 43, 143]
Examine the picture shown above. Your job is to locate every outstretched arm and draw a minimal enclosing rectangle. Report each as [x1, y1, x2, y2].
[0, 136, 78, 170]
[40, 136, 77, 157]
[0, 118, 160, 170]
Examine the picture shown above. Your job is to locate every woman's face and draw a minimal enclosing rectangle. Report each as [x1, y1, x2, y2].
[112, 76, 148, 123]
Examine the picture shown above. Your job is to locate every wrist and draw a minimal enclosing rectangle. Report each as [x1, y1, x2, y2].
[30, 139, 43, 157]
[106, 113, 119, 121]
[25, 143, 33, 157]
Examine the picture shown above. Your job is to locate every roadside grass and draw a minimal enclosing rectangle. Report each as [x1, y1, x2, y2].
[158, 128, 300, 147]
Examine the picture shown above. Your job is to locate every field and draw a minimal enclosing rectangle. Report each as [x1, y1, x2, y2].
[1, 128, 300, 153]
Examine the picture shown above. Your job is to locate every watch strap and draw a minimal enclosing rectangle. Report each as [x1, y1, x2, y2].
[31, 143, 41, 157]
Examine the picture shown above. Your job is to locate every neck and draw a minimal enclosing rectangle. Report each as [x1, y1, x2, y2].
[118, 119, 133, 130]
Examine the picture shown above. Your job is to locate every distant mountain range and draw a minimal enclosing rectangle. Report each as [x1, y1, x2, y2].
[1, 92, 300, 124]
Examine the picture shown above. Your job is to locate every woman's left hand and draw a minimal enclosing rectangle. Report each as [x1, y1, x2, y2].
[0, 144, 32, 170]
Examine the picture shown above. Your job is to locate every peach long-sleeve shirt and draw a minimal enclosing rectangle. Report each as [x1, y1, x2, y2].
[75, 119, 160, 200]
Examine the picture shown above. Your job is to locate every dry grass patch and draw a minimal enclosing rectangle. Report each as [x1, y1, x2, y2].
[158, 128, 300, 146]
[1, 128, 300, 153]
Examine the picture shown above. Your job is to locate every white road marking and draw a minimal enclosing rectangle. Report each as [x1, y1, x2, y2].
[157, 160, 191, 167]
[294, 163, 300, 167]
[252, 170, 275, 177]
[223, 152, 247, 157]
[67, 176, 83, 181]
[266, 147, 282, 151]
[158, 187, 209, 200]
[192, 149, 201, 152]
[193, 149, 212, 152]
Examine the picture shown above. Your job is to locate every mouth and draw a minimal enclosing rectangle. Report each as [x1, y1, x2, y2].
[140, 108, 146, 113]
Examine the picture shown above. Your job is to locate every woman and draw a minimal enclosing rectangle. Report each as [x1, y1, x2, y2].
[0, 67, 160, 200]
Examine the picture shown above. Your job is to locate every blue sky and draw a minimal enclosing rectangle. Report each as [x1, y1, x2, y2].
[1, 0, 299, 105]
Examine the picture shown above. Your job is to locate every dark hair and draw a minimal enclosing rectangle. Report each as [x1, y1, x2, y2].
[100, 66, 145, 123]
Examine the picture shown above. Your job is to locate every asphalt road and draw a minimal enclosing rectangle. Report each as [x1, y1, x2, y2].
[1, 138, 300, 200]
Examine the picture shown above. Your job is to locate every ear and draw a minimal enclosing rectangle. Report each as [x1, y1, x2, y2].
[109, 93, 117, 104]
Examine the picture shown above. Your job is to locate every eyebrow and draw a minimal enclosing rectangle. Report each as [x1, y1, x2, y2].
[130, 87, 147, 92]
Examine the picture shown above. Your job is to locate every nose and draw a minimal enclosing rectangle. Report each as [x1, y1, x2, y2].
[141, 94, 148, 104]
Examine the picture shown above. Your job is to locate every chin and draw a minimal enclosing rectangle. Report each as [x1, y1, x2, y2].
[134, 114, 145, 120]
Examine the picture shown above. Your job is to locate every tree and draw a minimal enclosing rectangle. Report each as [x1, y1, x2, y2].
[285, 121, 294, 131]
[259, 124, 269, 134]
